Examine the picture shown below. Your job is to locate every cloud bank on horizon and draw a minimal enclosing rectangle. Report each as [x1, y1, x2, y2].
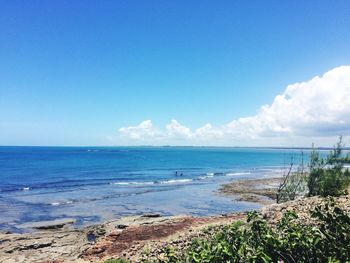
[118, 66, 350, 146]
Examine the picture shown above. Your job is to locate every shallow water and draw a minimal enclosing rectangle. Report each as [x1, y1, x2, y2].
[0, 146, 306, 232]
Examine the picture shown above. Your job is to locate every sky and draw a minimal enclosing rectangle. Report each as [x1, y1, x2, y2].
[0, 1, 350, 147]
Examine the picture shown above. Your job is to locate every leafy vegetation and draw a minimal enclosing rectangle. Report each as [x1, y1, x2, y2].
[276, 152, 307, 203]
[105, 200, 350, 263]
[277, 137, 350, 202]
[163, 199, 350, 263]
[307, 137, 350, 197]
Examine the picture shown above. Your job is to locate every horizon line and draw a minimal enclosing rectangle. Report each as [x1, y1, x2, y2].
[0, 145, 347, 150]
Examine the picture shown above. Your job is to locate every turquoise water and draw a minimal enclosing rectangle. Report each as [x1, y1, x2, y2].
[0, 146, 305, 232]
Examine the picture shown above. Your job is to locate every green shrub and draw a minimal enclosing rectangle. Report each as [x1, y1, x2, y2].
[278, 138, 350, 202]
[276, 152, 307, 203]
[164, 199, 350, 263]
[308, 137, 350, 197]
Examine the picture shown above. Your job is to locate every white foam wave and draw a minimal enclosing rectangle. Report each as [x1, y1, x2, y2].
[50, 200, 73, 206]
[23, 187, 30, 191]
[159, 179, 192, 184]
[111, 181, 154, 186]
[199, 175, 214, 180]
[226, 172, 251, 176]
[112, 178, 193, 186]
[258, 166, 285, 172]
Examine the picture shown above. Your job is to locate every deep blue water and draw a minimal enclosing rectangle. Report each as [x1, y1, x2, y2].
[0, 146, 306, 232]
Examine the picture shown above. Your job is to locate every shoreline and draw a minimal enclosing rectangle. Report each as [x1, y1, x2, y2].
[0, 212, 247, 263]
[2, 177, 348, 263]
[0, 177, 280, 263]
[1, 177, 280, 234]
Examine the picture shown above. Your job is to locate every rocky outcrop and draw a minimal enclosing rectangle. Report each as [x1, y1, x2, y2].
[81, 213, 245, 262]
[0, 214, 245, 263]
[16, 218, 76, 230]
[218, 177, 283, 204]
[0, 229, 88, 263]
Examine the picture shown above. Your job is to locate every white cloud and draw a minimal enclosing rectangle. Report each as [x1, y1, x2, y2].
[166, 119, 192, 138]
[195, 123, 224, 139]
[119, 120, 161, 140]
[117, 66, 350, 146]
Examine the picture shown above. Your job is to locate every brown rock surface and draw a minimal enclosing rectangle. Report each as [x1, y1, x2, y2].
[0, 214, 245, 263]
[81, 213, 245, 262]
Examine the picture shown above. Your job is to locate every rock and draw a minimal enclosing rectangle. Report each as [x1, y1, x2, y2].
[86, 232, 97, 243]
[116, 224, 128, 229]
[141, 214, 162, 218]
[95, 227, 106, 236]
[16, 218, 76, 230]
[0, 228, 87, 263]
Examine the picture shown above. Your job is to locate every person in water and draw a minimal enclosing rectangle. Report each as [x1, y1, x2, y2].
[175, 171, 183, 176]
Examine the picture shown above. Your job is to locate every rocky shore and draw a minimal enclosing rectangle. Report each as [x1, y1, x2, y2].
[218, 177, 283, 204]
[1, 178, 349, 263]
[0, 213, 245, 263]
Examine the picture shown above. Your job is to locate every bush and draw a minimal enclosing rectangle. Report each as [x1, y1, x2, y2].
[164, 200, 350, 263]
[277, 138, 350, 202]
[109, 200, 350, 262]
[308, 137, 350, 197]
[276, 152, 307, 203]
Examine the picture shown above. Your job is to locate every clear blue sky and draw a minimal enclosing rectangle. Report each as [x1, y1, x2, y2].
[1, 1, 350, 146]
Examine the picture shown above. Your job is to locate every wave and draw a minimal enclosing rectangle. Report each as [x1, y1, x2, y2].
[198, 175, 214, 180]
[111, 178, 193, 186]
[50, 200, 73, 206]
[45, 187, 173, 207]
[111, 181, 155, 186]
[159, 179, 192, 184]
[2, 175, 195, 194]
[226, 172, 251, 176]
[2, 168, 272, 195]
[111, 171, 255, 186]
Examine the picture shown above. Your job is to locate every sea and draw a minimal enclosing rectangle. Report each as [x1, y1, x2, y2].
[0, 146, 311, 232]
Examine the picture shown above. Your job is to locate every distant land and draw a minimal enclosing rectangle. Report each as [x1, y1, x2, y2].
[0, 145, 349, 150]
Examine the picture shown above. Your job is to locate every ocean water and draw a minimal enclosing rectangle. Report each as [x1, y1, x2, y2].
[0, 146, 305, 232]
